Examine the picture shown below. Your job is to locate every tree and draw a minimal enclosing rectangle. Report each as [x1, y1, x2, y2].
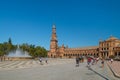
[20, 43, 47, 58]
[8, 37, 12, 45]
[0, 44, 4, 56]
[0, 40, 48, 58]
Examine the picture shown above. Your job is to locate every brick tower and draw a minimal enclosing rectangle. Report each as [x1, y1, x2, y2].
[49, 24, 58, 57]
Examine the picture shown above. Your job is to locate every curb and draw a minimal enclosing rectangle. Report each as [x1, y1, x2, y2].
[107, 62, 120, 78]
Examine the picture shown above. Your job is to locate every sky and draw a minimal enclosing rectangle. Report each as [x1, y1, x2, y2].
[0, 0, 120, 50]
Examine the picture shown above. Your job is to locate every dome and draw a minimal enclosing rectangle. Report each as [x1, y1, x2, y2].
[107, 36, 118, 41]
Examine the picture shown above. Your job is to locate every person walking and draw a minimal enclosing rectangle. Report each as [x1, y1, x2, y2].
[45, 57, 48, 64]
[101, 58, 104, 68]
[92, 57, 95, 65]
[76, 56, 79, 67]
[110, 58, 113, 64]
[39, 57, 43, 65]
[87, 57, 92, 67]
[96, 57, 99, 64]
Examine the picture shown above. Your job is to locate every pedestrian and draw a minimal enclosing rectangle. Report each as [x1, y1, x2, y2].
[101, 59, 104, 68]
[92, 57, 95, 65]
[80, 56, 84, 63]
[39, 57, 43, 65]
[82, 56, 84, 63]
[76, 56, 79, 67]
[79, 56, 81, 63]
[45, 57, 48, 64]
[110, 58, 113, 64]
[87, 57, 91, 67]
[96, 57, 99, 64]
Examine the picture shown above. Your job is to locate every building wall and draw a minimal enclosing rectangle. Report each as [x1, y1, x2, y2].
[99, 37, 120, 58]
[48, 25, 120, 58]
[62, 47, 99, 58]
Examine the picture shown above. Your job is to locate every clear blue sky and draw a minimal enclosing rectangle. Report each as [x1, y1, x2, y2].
[0, 0, 120, 50]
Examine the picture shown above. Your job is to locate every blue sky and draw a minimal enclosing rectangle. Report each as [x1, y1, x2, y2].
[0, 0, 120, 50]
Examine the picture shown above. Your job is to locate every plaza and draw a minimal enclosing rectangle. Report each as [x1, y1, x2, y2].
[0, 59, 119, 80]
[0, 0, 120, 80]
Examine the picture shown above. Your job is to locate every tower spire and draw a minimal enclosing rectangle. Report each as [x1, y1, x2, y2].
[52, 24, 56, 28]
[51, 24, 57, 40]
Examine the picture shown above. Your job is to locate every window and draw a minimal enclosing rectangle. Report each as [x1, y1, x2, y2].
[104, 48, 106, 50]
[107, 43, 109, 47]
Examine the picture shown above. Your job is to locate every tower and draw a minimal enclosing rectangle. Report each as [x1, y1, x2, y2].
[49, 24, 58, 57]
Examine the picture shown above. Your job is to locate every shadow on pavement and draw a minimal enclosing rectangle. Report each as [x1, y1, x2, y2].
[87, 66, 109, 80]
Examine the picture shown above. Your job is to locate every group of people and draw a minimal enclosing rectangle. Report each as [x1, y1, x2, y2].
[75, 56, 107, 68]
[76, 56, 84, 67]
[87, 56, 105, 68]
[87, 57, 100, 66]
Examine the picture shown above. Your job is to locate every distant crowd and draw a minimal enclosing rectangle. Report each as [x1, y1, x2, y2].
[75, 56, 114, 68]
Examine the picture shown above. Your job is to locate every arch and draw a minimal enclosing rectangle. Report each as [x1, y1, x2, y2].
[119, 52, 120, 56]
[51, 54, 53, 58]
[75, 54, 77, 56]
[72, 54, 74, 56]
[115, 52, 117, 56]
[97, 53, 99, 56]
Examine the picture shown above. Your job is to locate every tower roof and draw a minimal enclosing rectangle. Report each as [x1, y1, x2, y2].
[52, 24, 56, 29]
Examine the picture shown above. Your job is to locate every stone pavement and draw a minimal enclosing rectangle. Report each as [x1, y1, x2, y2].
[0, 59, 120, 80]
[107, 61, 120, 78]
[0, 58, 73, 71]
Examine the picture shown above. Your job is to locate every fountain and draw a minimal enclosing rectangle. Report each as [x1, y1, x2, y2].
[7, 46, 33, 60]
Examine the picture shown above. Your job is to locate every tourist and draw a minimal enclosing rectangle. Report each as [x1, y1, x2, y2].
[92, 57, 95, 65]
[39, 57, 43, 65]
[79, 56, 81, 63]
[45, 57, 48, 64]
[110, 58, 113, 64]
[76, 56, 79, 67]
[101, 58, 104, 68]
[81, 56, 84, 63]
[87, 57, 92, 67]
[96, 57, 99, 64]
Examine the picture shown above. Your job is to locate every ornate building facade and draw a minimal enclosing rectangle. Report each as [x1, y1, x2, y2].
[48, 25, 120, 58]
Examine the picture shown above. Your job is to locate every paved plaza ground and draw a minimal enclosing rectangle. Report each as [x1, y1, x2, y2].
[0, 59, 120, 80]
[107, 61, 120, 78]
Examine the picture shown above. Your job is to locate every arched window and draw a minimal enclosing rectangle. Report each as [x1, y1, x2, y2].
[119, 52, 120, 56]
[97, 53, 99, 56]
[115, 52, 117, 56]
